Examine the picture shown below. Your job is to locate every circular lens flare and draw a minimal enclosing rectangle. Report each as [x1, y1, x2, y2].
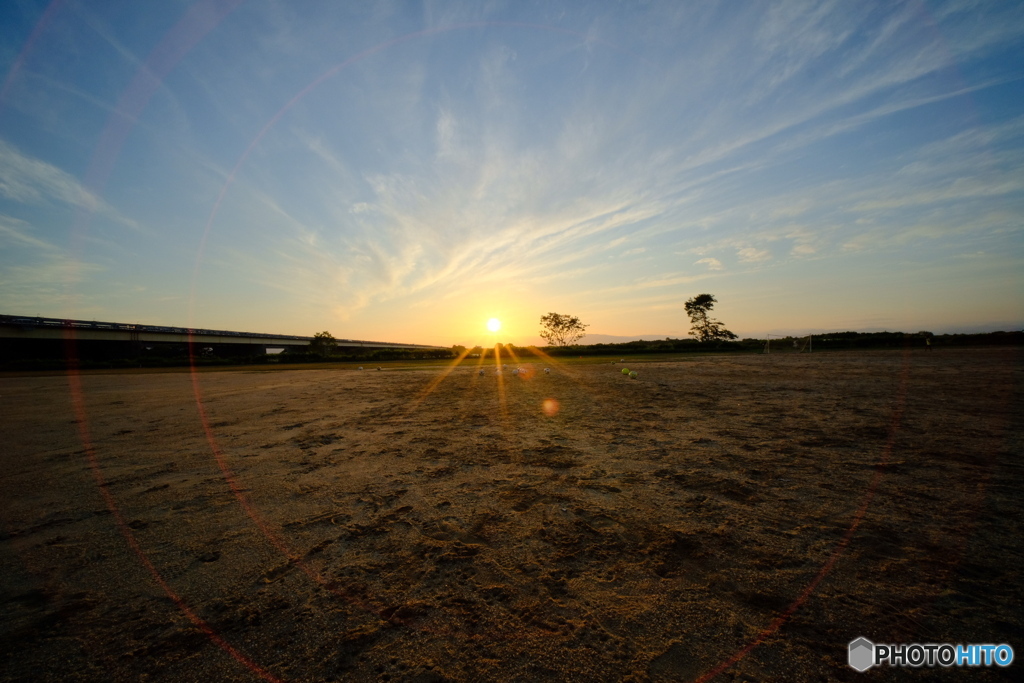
[487, 318, 501, 333]
[542, 398, 559, 417]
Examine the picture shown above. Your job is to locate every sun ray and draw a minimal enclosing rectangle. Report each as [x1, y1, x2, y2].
[493, 343, 508, 420]
[529, 346, 587, 381]
[404, 346, 473, 414]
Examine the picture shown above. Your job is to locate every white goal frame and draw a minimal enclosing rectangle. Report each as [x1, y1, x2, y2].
[763, 333, 813, 354]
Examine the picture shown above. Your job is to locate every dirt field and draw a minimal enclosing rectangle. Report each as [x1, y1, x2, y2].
[1, 348, 1021, 682]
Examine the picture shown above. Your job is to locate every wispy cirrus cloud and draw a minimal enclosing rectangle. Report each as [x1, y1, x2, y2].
[0, 214, 59, 252]
[0, 139, 138, 228]
[737, 247, 772, 263]
[0, 214, 106, 314]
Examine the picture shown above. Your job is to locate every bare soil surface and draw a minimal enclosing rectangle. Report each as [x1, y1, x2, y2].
[1, 348, 1021, 682]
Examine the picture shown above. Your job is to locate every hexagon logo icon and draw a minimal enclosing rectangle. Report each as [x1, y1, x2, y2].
[849, 637, 875, 672]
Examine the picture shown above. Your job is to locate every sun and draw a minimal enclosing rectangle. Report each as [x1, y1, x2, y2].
[487, 318, 502, 333]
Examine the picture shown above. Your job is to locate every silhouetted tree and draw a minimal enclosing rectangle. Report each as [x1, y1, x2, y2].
[309, 330, 337, 356]
[539, 312, 589, 346]
[685, 294, 737, 343]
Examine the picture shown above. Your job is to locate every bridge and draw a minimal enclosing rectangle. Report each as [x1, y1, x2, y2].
[0, 314, 444, 360]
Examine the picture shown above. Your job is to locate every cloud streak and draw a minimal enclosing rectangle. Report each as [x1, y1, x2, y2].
[0, 139, 139, 228]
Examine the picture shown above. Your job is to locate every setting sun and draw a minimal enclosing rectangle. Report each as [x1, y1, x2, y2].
[487, 318, 502, 333]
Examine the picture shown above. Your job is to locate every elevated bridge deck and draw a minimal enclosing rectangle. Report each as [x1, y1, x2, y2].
[0, 315, 442, 355]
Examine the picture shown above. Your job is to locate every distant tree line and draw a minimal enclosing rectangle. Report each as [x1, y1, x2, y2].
[444, 330, 1024, 360]
[289, 346, 458, 363]
[535, 330, 1024, 355]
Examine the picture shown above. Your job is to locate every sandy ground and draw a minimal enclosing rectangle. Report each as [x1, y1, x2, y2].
[1, 348, 1021, 682]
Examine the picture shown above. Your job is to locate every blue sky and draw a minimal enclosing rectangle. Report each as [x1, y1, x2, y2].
[1, 0, 1022, 347]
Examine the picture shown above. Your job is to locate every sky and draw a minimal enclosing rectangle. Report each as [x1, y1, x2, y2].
[0, 0, 1022, 347]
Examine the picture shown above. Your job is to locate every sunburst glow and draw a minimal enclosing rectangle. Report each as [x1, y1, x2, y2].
[487, 318, 502, 333]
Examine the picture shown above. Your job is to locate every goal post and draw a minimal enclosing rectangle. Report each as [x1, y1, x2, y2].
[763, 333, 813, 353]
